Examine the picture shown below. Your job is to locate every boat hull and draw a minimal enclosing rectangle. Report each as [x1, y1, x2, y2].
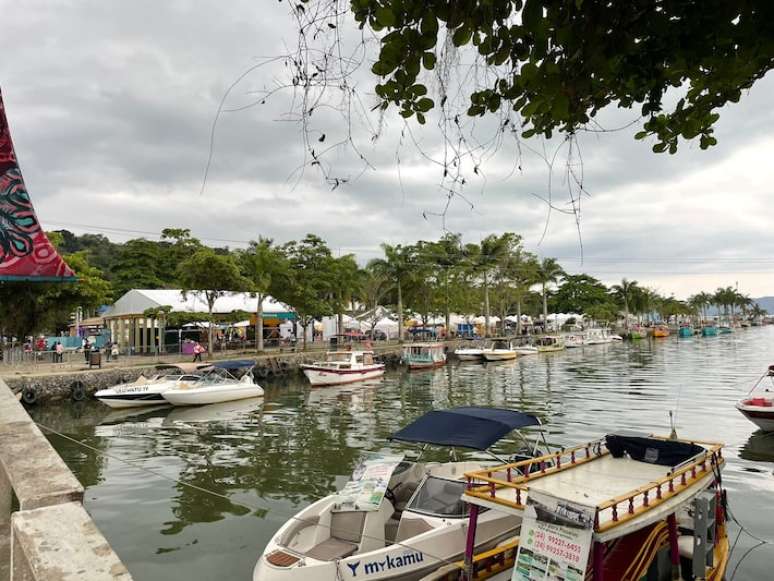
[481, 351, 517, 361]
[678, 327, 694, 338]
[95, 393, 167, 409]
[407, 359, 446, 370]
[163, 384, 264, 406]
[736, 400, 774, 431]
[301, 365, 385, 386]
[536, 345, 564, 353]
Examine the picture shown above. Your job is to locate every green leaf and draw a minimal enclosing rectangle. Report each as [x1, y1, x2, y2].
[521, 128, 537, 138]
[452, 25, 472, 47]
[416, 112, 426, 124]
[420, 15, 439, 36]
[422, 52, 437, 70]
[400, 109, 414, 118]
[416, 97, 435, 112]
[652, 142, 668, 153]
[375, 6, 396, 27]
[634, 130, 648, 140]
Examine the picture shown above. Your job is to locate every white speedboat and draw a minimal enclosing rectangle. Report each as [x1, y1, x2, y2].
[95, 364, 206, 408]
[254, 407, 549, 581]
[564, 333, 585, 348]
[481, 338, 517, 361]
[736, 365, 774, 431]
[162, 360, 264, 406]
[454, 344, 484, 361]
[512, 341, 538, 355]
[584, 327, 614, 345]
[300, 350, 385, 386]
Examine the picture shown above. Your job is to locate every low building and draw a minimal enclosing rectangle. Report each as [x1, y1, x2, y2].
[103, 289, 293, 352]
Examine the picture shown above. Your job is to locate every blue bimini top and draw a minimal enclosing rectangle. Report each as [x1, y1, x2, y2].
[211, 359, 256, 370]
[390, 406, 541, 450]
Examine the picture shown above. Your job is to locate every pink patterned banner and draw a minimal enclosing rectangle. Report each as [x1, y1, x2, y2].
[0, 88, 75, 281]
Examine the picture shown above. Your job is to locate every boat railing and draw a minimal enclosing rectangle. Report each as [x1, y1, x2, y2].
[424, 538, 520, 581]
[464, 438, 724, 534]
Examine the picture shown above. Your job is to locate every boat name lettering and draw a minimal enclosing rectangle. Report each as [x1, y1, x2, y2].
[350, 550, 424, 576]
[116, 386, 149, 393]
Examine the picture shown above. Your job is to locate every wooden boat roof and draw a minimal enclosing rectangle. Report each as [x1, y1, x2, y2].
[464, 434, 723, 542]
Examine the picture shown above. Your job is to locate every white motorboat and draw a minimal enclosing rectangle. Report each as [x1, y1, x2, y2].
[584, 327, 614, 345]
[454, 344, 484, 361]
[512, 341, 538, 356]
[535, 335, 565, 352]
[162, 360, 264, 406]
[481, 338, 517, 361]
[254, 407, 550, 581]
[736, 365, 774, 432]
[564, 333, 585, 348]
[300, 350, 385, 386]
[94, 363, 206, 409]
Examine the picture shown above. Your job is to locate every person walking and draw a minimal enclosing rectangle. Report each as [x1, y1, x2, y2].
[105, 340, 113, 362]
[83, 339, 91, 363]
[192, 342, 204, 362]
[55, 342, 64, 363]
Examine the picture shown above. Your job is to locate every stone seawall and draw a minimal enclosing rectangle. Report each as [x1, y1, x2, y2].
[2, 342, 458, 406]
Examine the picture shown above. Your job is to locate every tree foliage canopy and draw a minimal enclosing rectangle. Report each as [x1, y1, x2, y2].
[352, 0, 774, 152]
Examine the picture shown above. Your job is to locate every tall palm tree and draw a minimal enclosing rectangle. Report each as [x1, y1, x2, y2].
[535, 257, 564, 331]
[367, 243, 414, 342]
[611, 278, 639, 330]
[330, 254, 362, 335]
[475, 234, 517, 337]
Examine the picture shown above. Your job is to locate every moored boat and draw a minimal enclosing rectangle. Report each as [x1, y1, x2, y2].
[736, 365, 774, 432]
[702, 324, 718, 337]
[535, 336, 565, 353]
[95, 363, 206, 409]
[300, 350, 385, 386]
[718, 324, 732, 334]
[447, 433, 728, 581]
[481, 338, 517, 361]
[584, 328, 613, 345]
[162, 360, 264, 406]
[253, 407, 550, 581]
[402, 343, 446, 369]
[652, 324, 670, 338]
[564, 333, 584, 348]
[678, 325, 694, 338]
[454, 342, 485, 361]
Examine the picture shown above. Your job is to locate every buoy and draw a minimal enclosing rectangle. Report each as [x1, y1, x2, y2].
[21, 386, 37, 405]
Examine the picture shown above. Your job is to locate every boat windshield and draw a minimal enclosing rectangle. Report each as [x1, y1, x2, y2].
[406, 476, 468, 518]
[327, 352, 353, 362]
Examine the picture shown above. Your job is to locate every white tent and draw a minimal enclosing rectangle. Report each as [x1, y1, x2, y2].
[374, 317, 400, 339]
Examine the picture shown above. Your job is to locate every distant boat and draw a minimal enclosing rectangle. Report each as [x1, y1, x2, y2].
[652, 324, 670, 338]
[736, 365, 774, 432]
[481, 338, 517, 361]
[535, 336, 565, 353]
[584, 328, 613, 345]
[454, 342, 485, 361]
[564, 333, 584, 348]
[678, 325, 694, 338]
[628, 326, 644, 340]
[718, 324, 733, 334]
[300, 350, 385, 386]
[702, 324, 718, 337]
[402, 343, 446, 369]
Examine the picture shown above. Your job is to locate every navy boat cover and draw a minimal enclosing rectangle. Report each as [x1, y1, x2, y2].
[390, 407, 541, 450]
[606, 434, 706, 467]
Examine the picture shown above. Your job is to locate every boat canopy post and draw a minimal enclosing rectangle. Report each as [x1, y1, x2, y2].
[463, 504, 479, 580]
[667, 512, 680, 578]
[593, 541, 604, 581]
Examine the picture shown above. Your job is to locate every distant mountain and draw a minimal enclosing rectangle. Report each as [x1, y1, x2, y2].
[753, 297, 774, 314]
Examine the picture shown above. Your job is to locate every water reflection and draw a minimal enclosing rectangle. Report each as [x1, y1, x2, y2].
[29, 328, 774, 581]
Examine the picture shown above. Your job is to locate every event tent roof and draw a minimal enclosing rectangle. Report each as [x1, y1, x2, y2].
[104, 289, 290, 318]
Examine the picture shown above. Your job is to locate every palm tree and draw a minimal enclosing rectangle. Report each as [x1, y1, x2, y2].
[367, 243, 414, 342]
[611, 278, 639, 330]
[534, 257, 564, 332]
[330, 254, 362, 336]
[471, 234, 519, 337]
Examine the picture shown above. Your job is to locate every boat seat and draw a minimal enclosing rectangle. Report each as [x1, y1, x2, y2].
[305, 510, 366, 561]
[305, 537, 358, 561]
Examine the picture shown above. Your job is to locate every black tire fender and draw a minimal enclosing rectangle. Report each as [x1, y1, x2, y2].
[70, 381, 86, 402]
[21, 386, 37, 405]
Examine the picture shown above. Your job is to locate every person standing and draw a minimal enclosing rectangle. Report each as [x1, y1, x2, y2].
[55, 342, 64, 363]
[83, 339, 91, 363]
[192, 342, 204, 362]
[105, 340, 113, 362]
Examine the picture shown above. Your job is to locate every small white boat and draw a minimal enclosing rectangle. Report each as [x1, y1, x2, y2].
[95, 364, 206, 409]
[162, 360, 264, 406]
[736, 365, 774, 431]
[254, 407, 550, 581]
[454, 343, 484, 361]
[564, 333, 585, 348]
[402, 343, 446, 369]
[535, 335, 565, 352]
[481, 338, 517, 361]
[300, 350, 385, 386]
[584, 327, 614, 345]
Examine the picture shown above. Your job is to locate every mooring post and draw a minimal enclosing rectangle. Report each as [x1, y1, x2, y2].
[668, 512, 680, 579]
[464, 504, 480, 580]
[593, 541, 605, 581]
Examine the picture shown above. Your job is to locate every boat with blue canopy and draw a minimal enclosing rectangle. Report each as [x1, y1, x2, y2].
[254, 407, 549, 581]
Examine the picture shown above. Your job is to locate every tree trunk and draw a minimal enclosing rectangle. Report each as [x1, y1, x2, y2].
[337, 294, 344, 337]
[516, 297, 523, 335]
[302, 319, 308, 350]
[207, 300, 214, 356]
[623, 299, 629, 330]
[445, 271, 450, 338]
[542, 282, 548, 332]
[484, 272, 490, 338]
[397, 280, 404, 343]
[256, 293, 264, 352]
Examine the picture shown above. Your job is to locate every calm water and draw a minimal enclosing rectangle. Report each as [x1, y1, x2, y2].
[32, 328, 774, 580]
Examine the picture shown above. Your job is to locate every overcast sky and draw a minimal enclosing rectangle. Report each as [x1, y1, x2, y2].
[3, 1, 774, 299]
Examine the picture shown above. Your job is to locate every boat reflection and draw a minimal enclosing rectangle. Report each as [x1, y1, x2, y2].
[163, 397, 264, 425]
[740, 431, 774, 463]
